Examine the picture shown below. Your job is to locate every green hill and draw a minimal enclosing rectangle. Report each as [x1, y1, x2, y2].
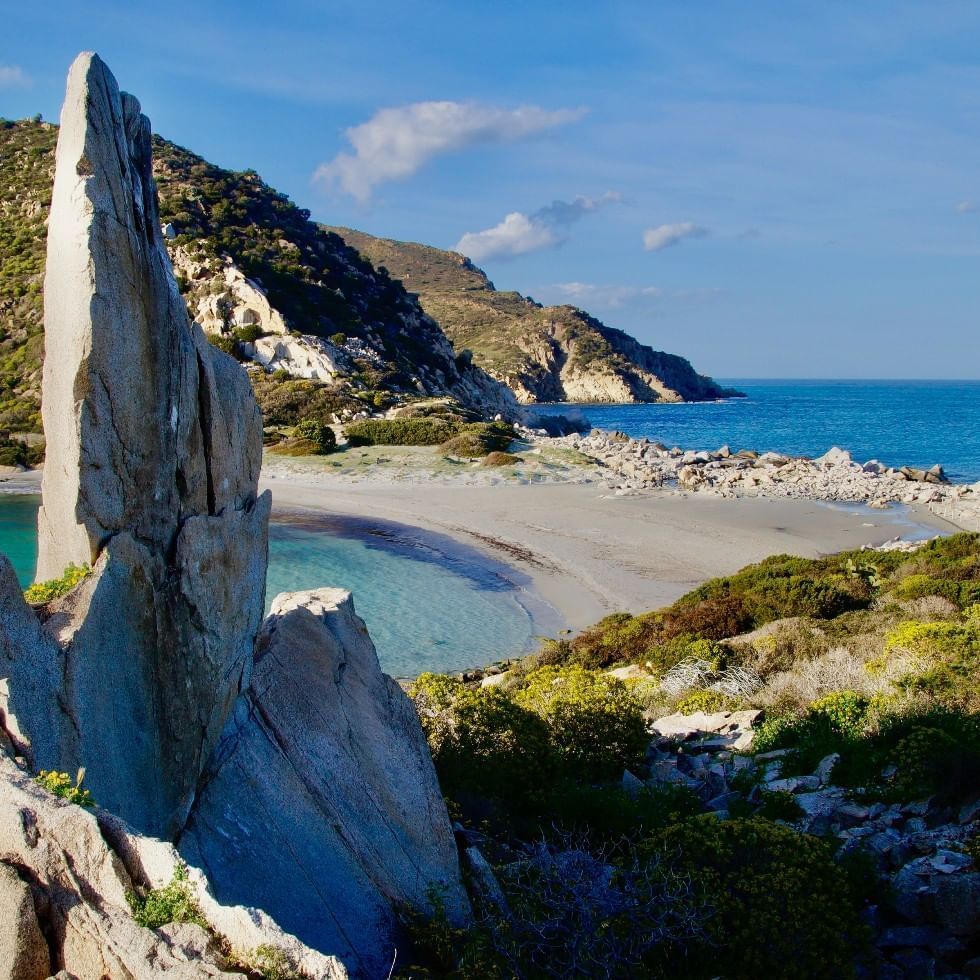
[0, 118, 514, 435]
[328, 227, 740, 405]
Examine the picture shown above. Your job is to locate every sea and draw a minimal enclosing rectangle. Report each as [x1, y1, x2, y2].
[0, 496, 541, 678]
[571, 379, 980, 484]
[2, 379, 978, 676]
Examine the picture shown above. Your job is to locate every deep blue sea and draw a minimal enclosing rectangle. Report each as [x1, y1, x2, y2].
[0, 496, 539, 678]
[572, 379, 980, 484]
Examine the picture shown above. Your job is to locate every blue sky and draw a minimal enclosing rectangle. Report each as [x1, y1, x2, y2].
[2, 1, 978, 378]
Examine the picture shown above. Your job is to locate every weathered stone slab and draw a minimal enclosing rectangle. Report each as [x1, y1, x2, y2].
[181, 589, 469, 978]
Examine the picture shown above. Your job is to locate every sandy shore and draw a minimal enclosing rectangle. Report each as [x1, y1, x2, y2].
[4, 459, 960, 636]
[261, 464, 958, 633]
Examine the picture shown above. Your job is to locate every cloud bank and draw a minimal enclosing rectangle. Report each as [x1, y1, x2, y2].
[642, 222, 708, 251]
[315, 100, 586, 201]
[955, 200, 977, 214]
[455, 191, 620, 261]
[551, 281, 662, 309]
[0, 66, 30, 89]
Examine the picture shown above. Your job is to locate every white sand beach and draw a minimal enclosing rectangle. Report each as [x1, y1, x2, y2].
[5, 453, 961, 634]
[261, 451, 959, 632]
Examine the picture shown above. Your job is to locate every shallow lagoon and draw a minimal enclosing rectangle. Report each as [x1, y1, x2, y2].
[0, 495, 541, 678]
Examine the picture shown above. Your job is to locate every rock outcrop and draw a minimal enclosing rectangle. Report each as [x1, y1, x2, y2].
[644, 709, 980, 977]
[0, 752, 346, 978]
[7, 52, 267, 838]
[182, 590, 468, 978]
[536, 428, 980, 517]
[0, 52, 468, 976]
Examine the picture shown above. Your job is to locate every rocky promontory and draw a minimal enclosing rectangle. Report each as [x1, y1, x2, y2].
[328, 227, 740, 405]
[534, 427, 980, 529]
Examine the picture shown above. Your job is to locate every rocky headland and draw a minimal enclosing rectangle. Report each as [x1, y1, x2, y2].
[327, 227, 740, 405]
[0, 53, 467, 978]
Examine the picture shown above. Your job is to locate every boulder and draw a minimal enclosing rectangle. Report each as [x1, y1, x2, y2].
[180, 589, 469, 978]
[0, 862, 49, 980]
[815, 447, 852, 467]
[0, 753, 345, 979]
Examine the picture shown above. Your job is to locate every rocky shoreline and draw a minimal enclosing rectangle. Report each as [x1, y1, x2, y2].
[530, 426, 980, 532]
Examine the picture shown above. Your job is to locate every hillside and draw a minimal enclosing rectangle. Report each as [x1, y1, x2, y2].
[328, 227, 740, 405]
[0, 118, 514, 435]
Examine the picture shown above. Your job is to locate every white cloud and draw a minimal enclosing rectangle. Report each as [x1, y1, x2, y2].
[642, 222, 708, 251]
[552, 281, 662, 309]
[0, 65, 30, 89]
[314, 100, 587, 201]
[455, 192, 619, 261]
[955, 200, 977, 213]
[456, 212, 560, 261]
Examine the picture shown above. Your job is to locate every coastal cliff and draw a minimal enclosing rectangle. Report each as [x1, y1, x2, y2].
[329, 227, 740, 405]
[0, 53, 467, 977]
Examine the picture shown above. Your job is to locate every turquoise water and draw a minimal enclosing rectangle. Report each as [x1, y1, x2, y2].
[0, 495, 39, 589]
[573, 380, 980, 483]
[0, 497, 539, 678]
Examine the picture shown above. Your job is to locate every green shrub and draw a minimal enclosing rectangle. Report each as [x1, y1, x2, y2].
[439, 422, 515, 458]
[893, 573, 962, 605]
[543, 782, 702, 842]
[756, 789, 805, 822]
[645, 816, 868, 979]
[293, 417, 336, 453]
[481, 451, 520, 467]
[887, 617, 980, 707]
[409, 673, 554, 806]
[329, 332, 347, 346]
[24, 563, 90, 604]
[398, 885, 503, 978]
[0, 438, 28, 467]
[238, 944, 302, 980]
[35, 769, 94, 808]
[127, 865, 207, 930]
[345, 417, 459, 446]
[674, 688, 730, 715]
[206, 332, 239, 357]
[753, 693, 980, 803]
[232, 323, 264, 344]
[265, 437, 323, 457]
[515, 666, 648, 780]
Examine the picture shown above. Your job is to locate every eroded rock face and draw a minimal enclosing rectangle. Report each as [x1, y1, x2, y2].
[0, 753, 346, 979]
[6, 51, 271, 837]
[181, 589, 470, 978]
[38, 52, 264, 580]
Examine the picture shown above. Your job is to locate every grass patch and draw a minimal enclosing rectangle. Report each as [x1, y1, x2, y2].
[127, 864, 207, 930]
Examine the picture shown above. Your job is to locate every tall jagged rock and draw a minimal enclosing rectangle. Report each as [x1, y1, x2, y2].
[37, 53, 264, 580]
[0, 52, 469, 977]
[6, 52, 271, 838]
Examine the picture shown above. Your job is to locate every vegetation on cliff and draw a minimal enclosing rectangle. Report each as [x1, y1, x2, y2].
[0, 118, 511, 436]
[329, 226, 739, 405]
[0, 119, 56, 431]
